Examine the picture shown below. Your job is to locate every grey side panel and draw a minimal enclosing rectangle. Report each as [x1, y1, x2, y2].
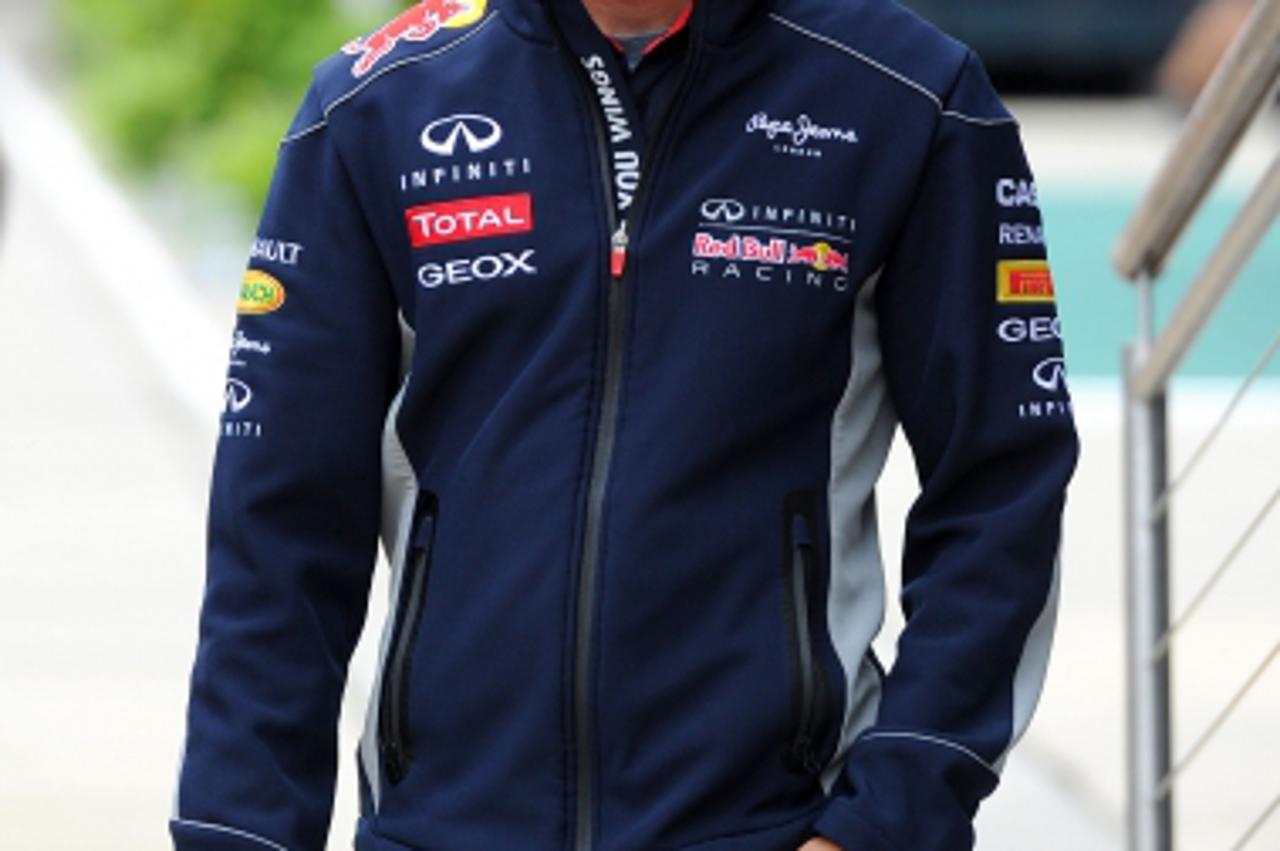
[994, 554, 1062, 772]
[359, 316, 418, 812]
[821, 273, 899, 792]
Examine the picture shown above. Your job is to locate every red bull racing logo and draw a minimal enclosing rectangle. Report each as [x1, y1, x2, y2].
[691, 232, 852, 292]
[343, 0, 484, 78]
[690, 197, 857, 293]
[692, 233, 849, 273]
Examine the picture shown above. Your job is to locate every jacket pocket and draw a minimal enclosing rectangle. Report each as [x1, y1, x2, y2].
[780, 490, 831, 776]
[378, 490, 439, 786]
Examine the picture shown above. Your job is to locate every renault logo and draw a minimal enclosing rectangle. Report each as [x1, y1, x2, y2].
[699, 198, 747, 223]
[421, 113, 503, 156]
[1032, 357, 1068, 393]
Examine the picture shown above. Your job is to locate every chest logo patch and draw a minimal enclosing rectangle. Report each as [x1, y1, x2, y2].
[421, 114, 504, 157]
[405, 192, 534, 248]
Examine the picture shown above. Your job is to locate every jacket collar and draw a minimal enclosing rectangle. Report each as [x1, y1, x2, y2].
[498, 0, 768, 48]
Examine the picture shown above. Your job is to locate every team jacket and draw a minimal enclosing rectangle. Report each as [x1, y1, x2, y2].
[173, 0, 1080, 849]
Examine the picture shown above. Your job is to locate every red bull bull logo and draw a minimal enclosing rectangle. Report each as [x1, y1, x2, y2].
[343, 0, 484, 78]
[788, 242, 849, 273]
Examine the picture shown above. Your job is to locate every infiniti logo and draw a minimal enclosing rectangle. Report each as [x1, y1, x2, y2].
[700, 198, 746, 223]
[1032, 357, 1068, 393]
[225, 378, 254, 414]
[421, 113, 503, 156]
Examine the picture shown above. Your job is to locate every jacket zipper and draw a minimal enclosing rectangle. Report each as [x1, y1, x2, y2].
[378, 495, 438, 786]
[786, 509, 826, 775]
[557, 35, 700, 851]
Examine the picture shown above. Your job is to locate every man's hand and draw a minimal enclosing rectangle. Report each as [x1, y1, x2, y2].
[798, 838, 841, 851]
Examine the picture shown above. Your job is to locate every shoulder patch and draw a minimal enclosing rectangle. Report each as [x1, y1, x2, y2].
[341, 0, 487, 78]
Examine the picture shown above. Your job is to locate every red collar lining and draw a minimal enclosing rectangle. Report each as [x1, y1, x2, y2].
[604, 3, 693, 56]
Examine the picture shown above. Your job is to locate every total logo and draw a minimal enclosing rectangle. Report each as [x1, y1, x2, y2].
[405, 192, 533, 248]
[692, 233, 850, 273]
[418, 249, 537, 289]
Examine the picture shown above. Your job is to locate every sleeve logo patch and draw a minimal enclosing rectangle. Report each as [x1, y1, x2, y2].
[342, 0, 484, 78]
[238, 270, 287, 315]
[997, 260, 1055, 304]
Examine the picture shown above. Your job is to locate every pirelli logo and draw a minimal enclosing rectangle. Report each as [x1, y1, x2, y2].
[997, 260, 1056, 304]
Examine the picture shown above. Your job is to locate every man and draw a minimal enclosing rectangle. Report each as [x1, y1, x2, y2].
[172, 0, 1079, 849]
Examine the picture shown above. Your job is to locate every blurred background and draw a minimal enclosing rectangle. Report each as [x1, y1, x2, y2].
[1, 1, 1276, 849]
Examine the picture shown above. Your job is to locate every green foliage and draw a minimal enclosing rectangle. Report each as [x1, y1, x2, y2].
[57, 0, 391, 212]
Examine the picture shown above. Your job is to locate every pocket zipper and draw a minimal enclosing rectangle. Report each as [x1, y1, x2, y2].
[378, 496, 437, 786]
[787, 509, 826, 775]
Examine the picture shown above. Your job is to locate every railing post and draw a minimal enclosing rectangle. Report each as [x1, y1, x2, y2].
[1124, 272, 1174, 850]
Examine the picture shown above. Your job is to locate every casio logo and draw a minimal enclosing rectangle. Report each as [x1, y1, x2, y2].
[996, 178, 1039, 209]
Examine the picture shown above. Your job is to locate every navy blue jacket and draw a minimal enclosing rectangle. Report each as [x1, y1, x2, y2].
[173, 1, 1079, 849]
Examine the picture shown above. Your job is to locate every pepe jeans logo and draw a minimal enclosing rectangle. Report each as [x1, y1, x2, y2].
[421, 114, 504, 157]
[746, 112, 858, 159]
[231, 329, 272, 359]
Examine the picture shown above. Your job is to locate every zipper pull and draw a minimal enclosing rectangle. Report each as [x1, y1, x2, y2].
[610, 224, 629, 278]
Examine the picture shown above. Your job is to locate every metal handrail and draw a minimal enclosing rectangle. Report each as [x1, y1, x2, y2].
[1152, 333, 1280, 521]
[1114, 5, 1280, 850]
[1233, 793, 1280, 850]
[1131, 153, 1280, 401]
[1152, 486, 1280, 660]
[1114, 0, 1280, 280]
[1155, 640, 1280, 800]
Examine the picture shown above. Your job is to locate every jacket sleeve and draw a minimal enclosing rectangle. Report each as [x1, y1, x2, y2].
[814, 53, 1080, 851]
[171, 84, 402, 851]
